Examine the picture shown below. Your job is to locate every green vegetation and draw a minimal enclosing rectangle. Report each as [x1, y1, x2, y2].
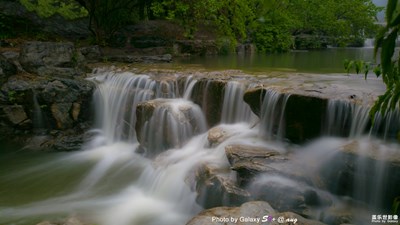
[3, 0, 381, 51]
[345, 0, 400, 120]
[19, 0, 87, 19]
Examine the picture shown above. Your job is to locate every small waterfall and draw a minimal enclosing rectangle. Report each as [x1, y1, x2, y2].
[139, 99, 207, 155]
[182, 76, 197, 100]
[32, 91, 46, 134]
[370, 108, 400, 140]
[324, 99, 370, 137]
[91, 72, 178, 144]
[259, 89, 290, 140]
[220, 81, 257, 124]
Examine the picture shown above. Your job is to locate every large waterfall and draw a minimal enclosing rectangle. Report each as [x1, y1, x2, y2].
[0, 70, 399, 225]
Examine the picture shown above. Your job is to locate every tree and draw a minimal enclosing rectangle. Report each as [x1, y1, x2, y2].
[74, 0, 141, 45]
[344, 0, 400, 120]
[19, 0, 87, 20]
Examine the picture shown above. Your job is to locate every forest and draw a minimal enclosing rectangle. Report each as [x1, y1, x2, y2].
[2, 0, 381, 52]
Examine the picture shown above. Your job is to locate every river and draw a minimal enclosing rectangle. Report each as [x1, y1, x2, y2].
[0, 47, 399, 225]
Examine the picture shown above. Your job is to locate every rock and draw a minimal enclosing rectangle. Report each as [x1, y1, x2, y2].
[186, 201, 326, 225]
[0, 54, 17, 83]
[191, 78, 227, 127]
[51, 103, 73, 129]
[2, 51, 24, 73]
[244, 88, 328, 143]
[207, 126, 233, 147]
[320, 140, 400, 211]
[136, 99, 206, 154]
[0, 1, 89, 39]
[225, 144, 287, 185]
[36, 215, 90, 225]
[195, 164, 250, 208]
[107, 54, 172, 63]
[19, 41, 83, 77]
[2, 105, 29, 126]
[186, 201, 275, 225]
[79, 46, 102, 62]
[248, 176, 331, 218]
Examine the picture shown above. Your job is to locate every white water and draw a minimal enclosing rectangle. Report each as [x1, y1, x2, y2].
[0, 71, 399, 225]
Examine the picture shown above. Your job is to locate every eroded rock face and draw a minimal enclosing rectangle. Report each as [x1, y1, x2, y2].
[19, 42, 84, 77]
[195, 163, 250, 208]
[191, 78, 227, 127]
[0, 55, 17, 84]
[244, 88, 327, 143]
[225, 144, 287, 185]
[0, 73, 94, 150]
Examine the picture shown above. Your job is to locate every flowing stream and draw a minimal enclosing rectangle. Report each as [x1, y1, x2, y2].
[0, 70, 399, 225]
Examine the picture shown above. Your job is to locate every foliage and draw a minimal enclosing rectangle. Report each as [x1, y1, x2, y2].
[74, 0, 146, 45]
[19, 0, 87, 20]
[345, 0, 400, 120]
[288, 0, 381, 48]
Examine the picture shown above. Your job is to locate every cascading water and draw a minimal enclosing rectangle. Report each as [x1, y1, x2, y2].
[324, 99, 370, 137]
[220, 81, 257, 124]
[0, 70, 399, 225]
[258, 89, 290, 140]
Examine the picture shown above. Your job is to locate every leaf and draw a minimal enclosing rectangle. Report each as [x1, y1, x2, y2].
[381, 28, 398, 77]
[364, 63, 371, 80]
[386, 0, 398, 24]
[355, 60, 363, 74]
[374, 66, 382, 78]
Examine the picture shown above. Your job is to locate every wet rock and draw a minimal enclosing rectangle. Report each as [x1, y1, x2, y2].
[320, 140, 400, 211]
[207, 126, 233, 147]
[195, 164, 250, 208]
[244, 88, 327, 143]
[1, 51, 24, 73]
[191, 78, 227, 127]
[225, 144, 287, 185]
[136, 99, 206, 154]
[186, 201, 326, 225]
[186, 201, 275, 225]
[19, 42, 83, 77]
[248, 176, 331, 218]
[36, 215, 90, 225]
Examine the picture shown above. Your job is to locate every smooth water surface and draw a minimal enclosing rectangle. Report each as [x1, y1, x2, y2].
[177, 48, 375, 73]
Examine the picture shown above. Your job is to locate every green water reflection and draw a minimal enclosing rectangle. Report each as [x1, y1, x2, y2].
[177, 48, 375, 73]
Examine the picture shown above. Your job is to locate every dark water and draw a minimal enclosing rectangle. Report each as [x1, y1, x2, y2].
[177, 48, 375, 73]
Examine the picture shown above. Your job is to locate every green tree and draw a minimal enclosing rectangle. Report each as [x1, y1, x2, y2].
[19, 0, 87, 20]
[345, 0, 400, 120]
[74, 0, 141, 45]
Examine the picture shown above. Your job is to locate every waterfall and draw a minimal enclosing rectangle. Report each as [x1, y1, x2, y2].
[324, 99, 370, 137]
[32, 91, 46, 134]
[1, 70, 399, 225]
[258, 89, 290, 140]
[220, 81, 257, 124]
[139, 99, 207, 155]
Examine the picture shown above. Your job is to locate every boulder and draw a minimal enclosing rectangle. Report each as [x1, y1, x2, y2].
[195, 164, 250, 208]
[36, 215, 90, 225]
[79, 46, 102, 63]
[244, 88, 327, 143]
[1, 105, 29, 126]
[191, 78, 227, 127]
[225, 144, 287, 185]
[0, 54, 17, 84]
[320, 140, 400, 210]
[136, 99, 206, 154]
[51, 103, 73, 129]
[186, 201, 326, 225]
[207, 126, 234, 147]
[19, 42, 84, 77]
